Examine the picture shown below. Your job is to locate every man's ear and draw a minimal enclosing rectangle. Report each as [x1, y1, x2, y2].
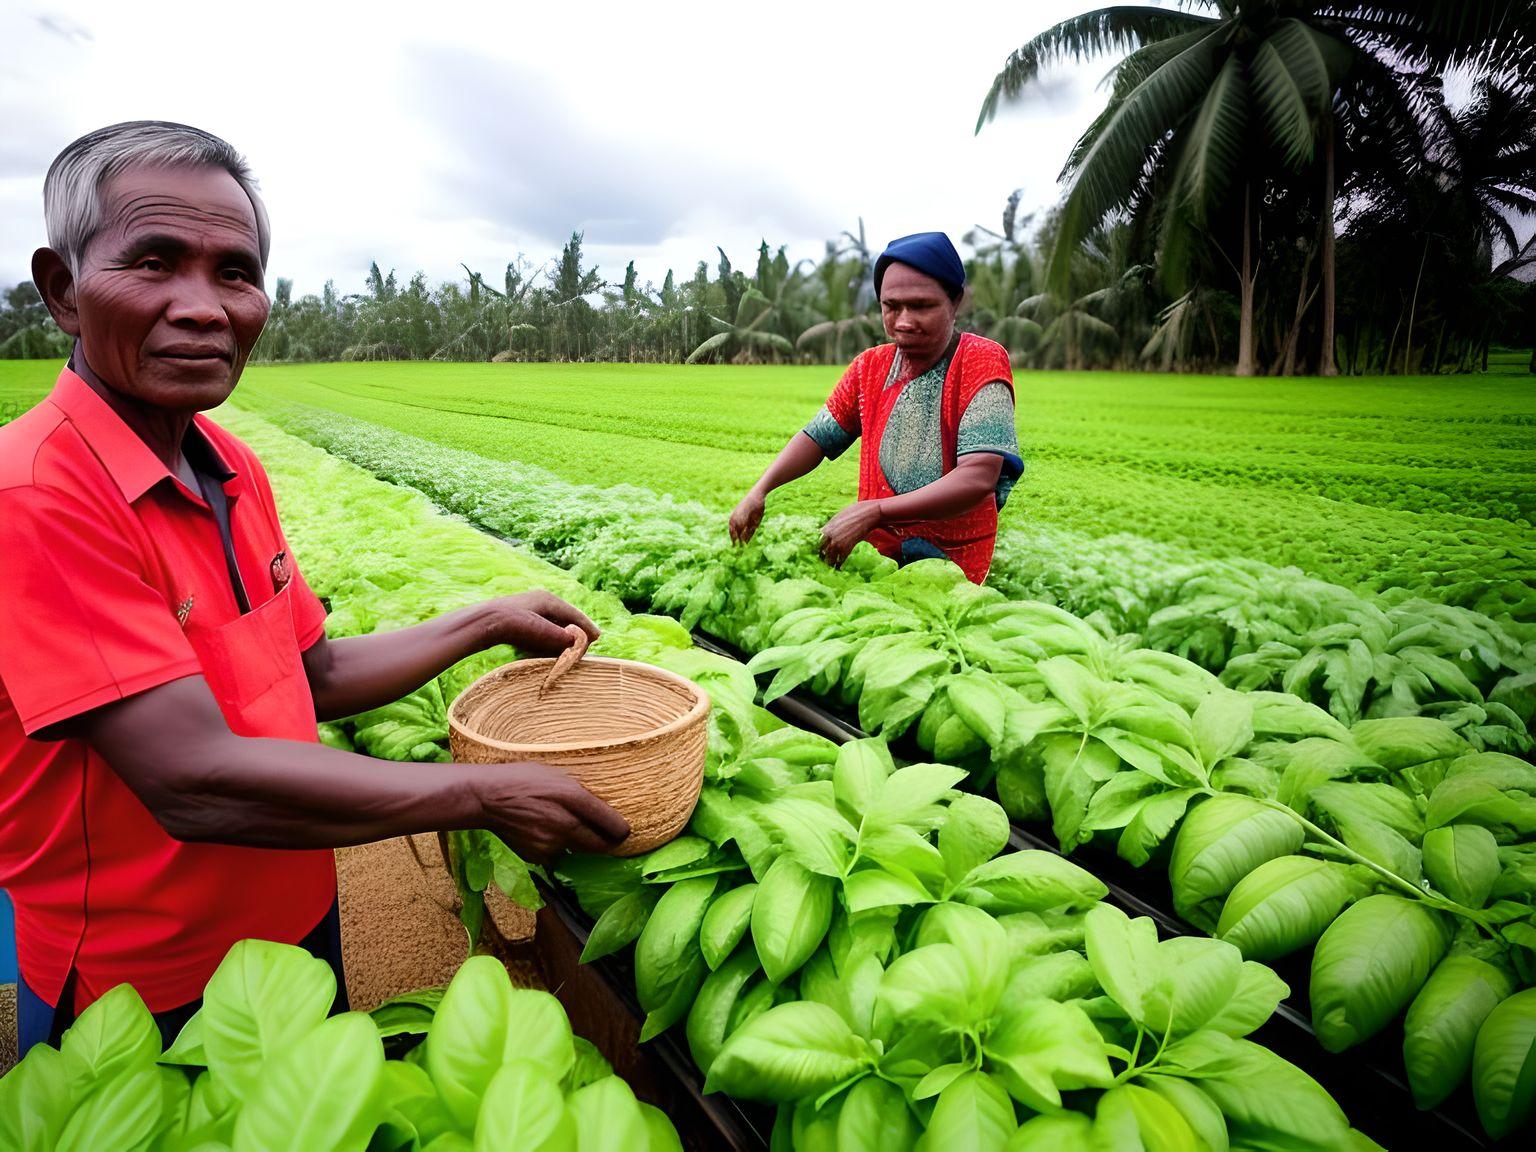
[31, 247, 81, 337]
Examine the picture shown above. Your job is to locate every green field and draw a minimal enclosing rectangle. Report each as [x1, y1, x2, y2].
[5, 359, 1532, 608]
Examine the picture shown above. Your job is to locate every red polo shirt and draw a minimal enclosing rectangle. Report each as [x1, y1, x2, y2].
[0, 368, 337, 1013]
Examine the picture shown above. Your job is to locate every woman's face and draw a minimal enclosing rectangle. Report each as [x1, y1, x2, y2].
[879, 262, 957, 362]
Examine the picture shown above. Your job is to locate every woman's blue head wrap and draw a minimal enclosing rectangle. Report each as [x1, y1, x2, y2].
[873, 232, 966, 301]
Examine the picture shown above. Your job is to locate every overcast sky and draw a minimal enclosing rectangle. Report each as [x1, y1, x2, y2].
[0, 1, 1134, 297]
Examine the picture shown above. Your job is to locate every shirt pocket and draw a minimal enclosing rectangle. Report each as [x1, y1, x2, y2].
[183, 585, 312, 737]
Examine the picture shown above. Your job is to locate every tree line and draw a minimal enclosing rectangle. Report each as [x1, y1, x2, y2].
[2, 1, 1532, 374]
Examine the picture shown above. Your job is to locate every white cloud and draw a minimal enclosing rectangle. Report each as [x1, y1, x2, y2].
[0, 0, 1124, 297]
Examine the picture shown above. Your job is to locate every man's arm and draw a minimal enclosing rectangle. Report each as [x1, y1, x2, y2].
[302, 591, 597, 722]
[60, 674, 628, 859]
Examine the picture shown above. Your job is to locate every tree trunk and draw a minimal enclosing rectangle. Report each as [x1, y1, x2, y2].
[1237, 184, 1257, 377]
[1279, 241, 1318, 377]
[1403, 237, 1430, 375]
[1319, 117, 1339, 377]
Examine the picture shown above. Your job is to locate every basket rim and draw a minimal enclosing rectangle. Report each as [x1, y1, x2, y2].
[447, 655, 711, 755]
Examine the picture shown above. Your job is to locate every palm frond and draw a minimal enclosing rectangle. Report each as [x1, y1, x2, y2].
[1048, 28, 1225, 293]
[976, 6, 1219, 132]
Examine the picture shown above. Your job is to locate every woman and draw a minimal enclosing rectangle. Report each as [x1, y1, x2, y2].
[729, 232, 1021, 583]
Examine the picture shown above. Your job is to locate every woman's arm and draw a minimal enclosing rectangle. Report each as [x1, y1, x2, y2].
[819, 454, 1003, 566]
[302, 591, 596, 721]
[729, 432, 827, 544]
[71, 675, 628, 858]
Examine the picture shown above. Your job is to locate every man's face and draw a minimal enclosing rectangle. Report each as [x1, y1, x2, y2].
[69, 164, 269, 411]
[879, 262, 957, 360]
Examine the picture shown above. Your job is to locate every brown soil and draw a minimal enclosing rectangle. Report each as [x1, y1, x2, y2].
[337, 836, 540, 1010]
[0, 984, 14, 1074]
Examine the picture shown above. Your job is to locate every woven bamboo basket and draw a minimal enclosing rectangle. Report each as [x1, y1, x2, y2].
[448, 656, 709, 856]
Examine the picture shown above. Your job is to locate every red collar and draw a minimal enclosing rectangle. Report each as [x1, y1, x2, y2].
[45, 367, 245, 504]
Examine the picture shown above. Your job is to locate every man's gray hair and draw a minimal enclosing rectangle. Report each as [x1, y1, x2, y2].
[43, 121, 271, 275]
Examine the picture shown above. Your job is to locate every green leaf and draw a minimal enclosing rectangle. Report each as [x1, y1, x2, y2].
[704, 1002, 873, 1102]
[1472, 987, 1536, 1140]
[428, 958, 574, 1129]
[1403, 955, 1514, 1110]
[1349, 717, 1467, 771]
[686, 948, 762, 1076]
[54, 1065, 167, 1152]
[1142, 935, 1245, 1038]
[866, 764, 968, 829]
[1201, 960, 1289, 1038]
[568, 1074, 650, 1152]
[640, 836, 712, 876]
[160, 1009, 209, 1067]
[59, 982, 162, 1086]
[947, 669, 1012, 748]
[581, 887, 660, 963]
[835, 1074, 919, 1152]
[231, 1012, 384, 1152]
[635, 876, 717, 1011]
[752, 856, 835, 984]
[1160, 1032, 1352, 1151]
[985, 998, 1115, 1111]
[202, 939, 337, 1101]
[1310, 895, 1453, 1052]
[1193, 690, 1254, 767]
[1003, 950, 1097, 1004]
[1084, 905, 1161, 1027]
[1169, 796, 1304, 930]
[939, 794, 1011, 888]
[756, 796, 856, 877]
[1008, 1111, 1096, 1151]
[832, 739, 892, 818]
[0, 1043, 75, 1152]
[844, 867, 935, 913]
[1094, 1083, 1202, 1152]
[1216, 856, 1373, 961]
[879, 943, 979, 1032]
[640, 1102, 684, 1152]
[471, 1061, 565, 1152]
[916, 903, 1010, 1020]
[1422, 825, 1500, 908]
[916, 1071, 1017, 1152]
[955, 850, 1107, 914]
[564, 1037, 613, 1093]
[1140, 1075, 1230, 1152]
[700, 883, 758, 969]
[1119, 789, 1198, 867]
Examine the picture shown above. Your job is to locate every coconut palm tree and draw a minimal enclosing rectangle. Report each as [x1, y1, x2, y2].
[979, 0, 1536, 376]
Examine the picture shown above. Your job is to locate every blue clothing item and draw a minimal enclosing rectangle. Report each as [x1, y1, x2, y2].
[17, 899, 347, 1059]
[874, 232, 967, 299]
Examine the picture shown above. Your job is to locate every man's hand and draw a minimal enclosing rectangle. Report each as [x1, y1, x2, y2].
[729, 489, 766, 545]
[492, 591, 600, 655]
[820, 500, 883, 568]
[477, 762, 630, 860]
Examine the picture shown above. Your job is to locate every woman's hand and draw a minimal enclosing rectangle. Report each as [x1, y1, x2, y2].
[476, 762, 630, 860]
[729, 489, 766, 545]
[820, 500, 883, 568]
[492, 591, 600, 655]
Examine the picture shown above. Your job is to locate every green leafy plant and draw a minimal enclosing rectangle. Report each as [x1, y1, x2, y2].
[0, 942, 680, 1152]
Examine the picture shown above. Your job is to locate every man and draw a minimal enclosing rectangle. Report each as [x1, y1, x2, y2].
[729, 232, 1022, 583]
[0, 122, 629, 1056]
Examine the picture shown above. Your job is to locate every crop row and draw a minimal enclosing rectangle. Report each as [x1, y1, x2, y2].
[230, 410, 1392, 1149]
[241, 404, 1536, 1138]
[254, 402, 1534, 755]
[233, 363, 1536, 618]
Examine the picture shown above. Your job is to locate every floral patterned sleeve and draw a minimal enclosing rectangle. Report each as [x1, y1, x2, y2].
[957, 381, 1023, 507]
[803, 359, 862, 459]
